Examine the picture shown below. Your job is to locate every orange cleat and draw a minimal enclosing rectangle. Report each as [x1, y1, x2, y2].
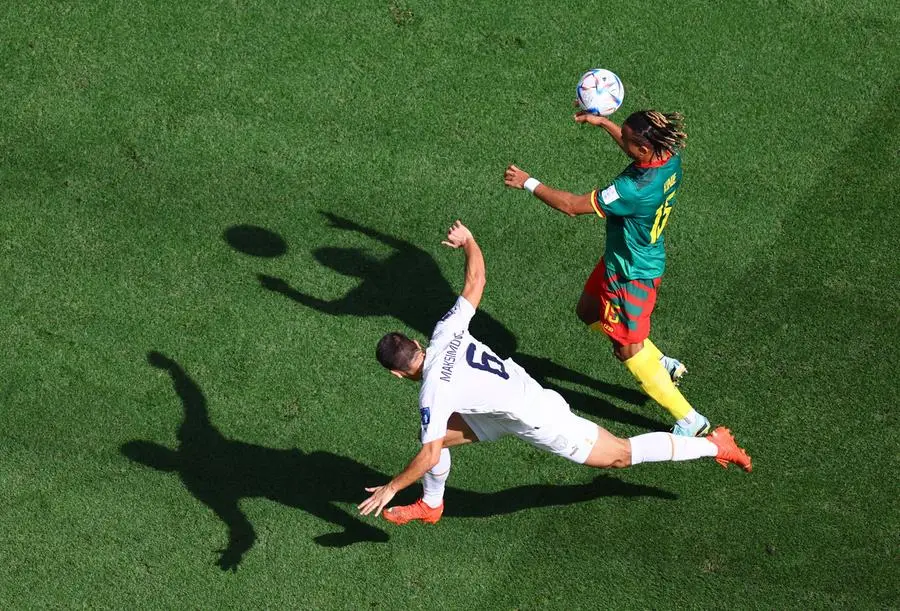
[383, 499, 444, 525]
[707, 427, 753, 473]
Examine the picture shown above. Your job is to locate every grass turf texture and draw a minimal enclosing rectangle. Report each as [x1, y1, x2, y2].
[1, 0, 898, 607]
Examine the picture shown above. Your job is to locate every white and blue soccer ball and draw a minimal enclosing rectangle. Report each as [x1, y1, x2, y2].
[576, 69, 624, 116]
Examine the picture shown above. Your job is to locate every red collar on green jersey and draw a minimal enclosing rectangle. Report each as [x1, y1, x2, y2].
[635, 154, 673, 169]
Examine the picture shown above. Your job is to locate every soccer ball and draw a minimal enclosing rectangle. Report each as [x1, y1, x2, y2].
[576, 69, 624, 116]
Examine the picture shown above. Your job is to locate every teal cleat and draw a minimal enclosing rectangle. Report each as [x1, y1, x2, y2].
[659, 355, 687, 385]
[671, 414, 711, 437]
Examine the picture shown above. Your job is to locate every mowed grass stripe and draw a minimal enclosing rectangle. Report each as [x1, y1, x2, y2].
[675, 85, 899, 606]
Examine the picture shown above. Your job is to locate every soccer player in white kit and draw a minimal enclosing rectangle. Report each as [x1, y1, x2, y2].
[358, 221, 751, 525]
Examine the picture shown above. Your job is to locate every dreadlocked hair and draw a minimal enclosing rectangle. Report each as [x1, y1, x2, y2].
[624, 110, 687, 157]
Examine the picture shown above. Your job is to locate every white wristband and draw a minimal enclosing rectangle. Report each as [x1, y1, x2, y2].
[524, 177, 541, 194]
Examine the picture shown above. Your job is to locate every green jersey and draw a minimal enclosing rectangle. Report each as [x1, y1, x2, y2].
[589, 153, 683, 280]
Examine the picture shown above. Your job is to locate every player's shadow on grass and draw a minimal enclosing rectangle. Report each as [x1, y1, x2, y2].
[445, 474, 677, 518]
[255, 212, 516, 357]
[122, 351, 391, 571]
[256, 212, 663, 430]
[122, 352, 675, 570]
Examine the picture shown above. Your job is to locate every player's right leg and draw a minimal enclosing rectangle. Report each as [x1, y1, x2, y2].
[441, 413, 479, 448]
[383, 414, 479, 526]
[618, 339, 709, 436]
[642, 338, 687, 384]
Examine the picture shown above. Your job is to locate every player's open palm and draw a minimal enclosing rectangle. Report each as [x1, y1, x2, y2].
[441, 220, 473, 249]
[358, 484, 397, 517]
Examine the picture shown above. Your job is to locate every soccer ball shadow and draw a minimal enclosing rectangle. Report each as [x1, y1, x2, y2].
[223, 224, 288, 258]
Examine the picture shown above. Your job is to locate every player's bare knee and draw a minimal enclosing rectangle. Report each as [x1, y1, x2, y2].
[586, 436, 631, 468]
[605, 438, 631, 468]
[616, 439, 633, 468]
[613, 342, 642, 362]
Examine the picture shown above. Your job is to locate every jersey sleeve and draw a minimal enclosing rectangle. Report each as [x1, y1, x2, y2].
[590, 176, 639, 218]
[430, 296, 477, 343]
[419, 401, 451, 444]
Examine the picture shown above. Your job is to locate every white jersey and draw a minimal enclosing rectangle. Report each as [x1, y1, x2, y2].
[418, 296, 546, 444]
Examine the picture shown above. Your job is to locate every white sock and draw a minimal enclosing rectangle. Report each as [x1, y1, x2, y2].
[676, 408, 699, 429]
[422, 448, 451, 508]
[629, 432, 717, 465]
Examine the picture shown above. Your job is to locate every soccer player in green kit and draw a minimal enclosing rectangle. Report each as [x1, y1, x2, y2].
[504, 109, 710, 436]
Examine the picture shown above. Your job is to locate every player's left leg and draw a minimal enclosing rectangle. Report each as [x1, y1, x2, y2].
[576, 290, 602, 326]
[421, 414, 477, 509]
[582, 424, 751, 472]
[383, 414, 480, 526]
[421, 448, 451, 509]
[523, 392, 750, 472]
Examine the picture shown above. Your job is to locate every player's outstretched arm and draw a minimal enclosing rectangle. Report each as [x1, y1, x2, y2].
[504, 165, 595, 217]
[441, 220, 486, 310]
[574, 111, 627, 154]
[358, 439, 443, 517]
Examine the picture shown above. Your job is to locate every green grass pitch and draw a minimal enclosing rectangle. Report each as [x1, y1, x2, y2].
[1, 1, 897, 608]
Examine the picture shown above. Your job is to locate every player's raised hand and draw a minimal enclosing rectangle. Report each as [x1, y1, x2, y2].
[441, 220, 473, 249]
[504, 164, 529, 190]
[574, 110, 607, 126]
[358, 484, 397, 517]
